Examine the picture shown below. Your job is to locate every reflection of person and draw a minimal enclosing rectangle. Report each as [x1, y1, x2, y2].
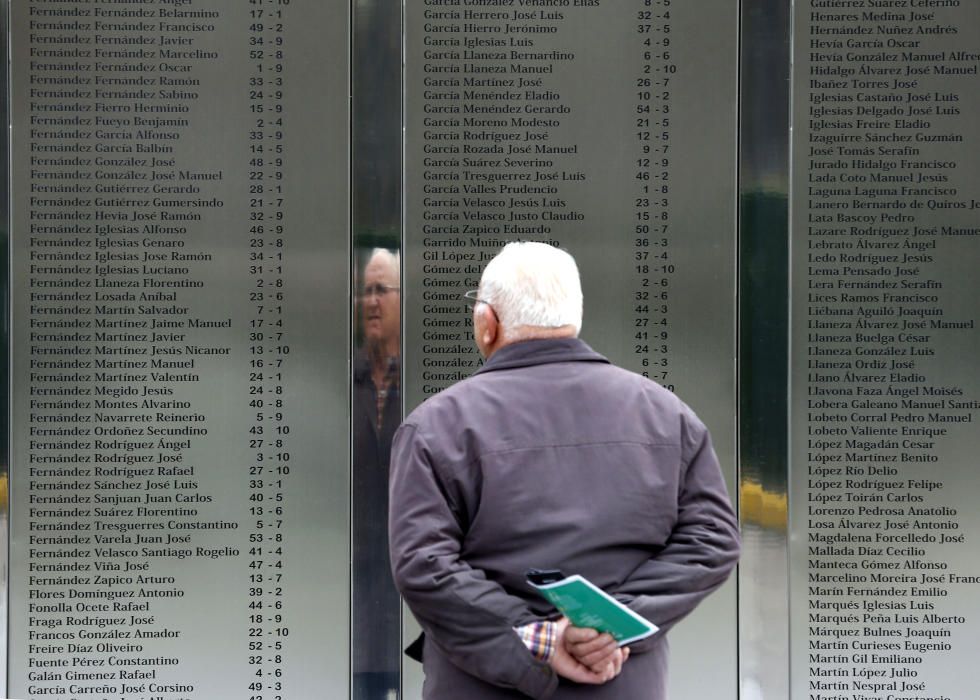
[352, 248, 401, 699]
[389, 242, 740, 699]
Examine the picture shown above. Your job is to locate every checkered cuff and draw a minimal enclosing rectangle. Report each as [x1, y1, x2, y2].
[515, 620, 556, 662]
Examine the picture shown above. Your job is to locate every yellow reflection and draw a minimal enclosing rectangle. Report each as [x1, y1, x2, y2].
[741, 479, 787, 530]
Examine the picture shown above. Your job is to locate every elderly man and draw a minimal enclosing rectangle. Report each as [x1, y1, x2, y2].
[353, 248, 402, 699]
[389, 242, 739, 699]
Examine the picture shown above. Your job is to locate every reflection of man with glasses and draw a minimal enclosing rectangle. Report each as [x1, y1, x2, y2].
[361, 249, 401, 397]
[353, 248, 401, 699]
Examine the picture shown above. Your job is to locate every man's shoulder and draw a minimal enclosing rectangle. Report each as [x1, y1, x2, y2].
[562, 358, 689, 407]
[408, 356, 683, 406]
[399, 351, 701, 442]
[399, 372, 485, 431]
[593, 360, 675, 390]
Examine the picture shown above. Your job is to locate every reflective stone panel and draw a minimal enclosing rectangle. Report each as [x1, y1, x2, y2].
[350, 2, 404, 697]
[790, 5, 980, 698]
[8, 2, 350, 697]
[403, 4, 739, 698]
[738, 0, 792, 696]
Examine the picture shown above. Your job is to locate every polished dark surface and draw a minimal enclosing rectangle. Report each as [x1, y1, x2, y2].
[351, 2, 404, 698]
[738, 0, 791, 698]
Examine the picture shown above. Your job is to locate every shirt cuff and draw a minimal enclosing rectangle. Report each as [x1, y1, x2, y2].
[514, 620, 557, 662]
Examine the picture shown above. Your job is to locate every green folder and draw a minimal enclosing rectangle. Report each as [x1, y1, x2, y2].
[530, 574, 658, 646]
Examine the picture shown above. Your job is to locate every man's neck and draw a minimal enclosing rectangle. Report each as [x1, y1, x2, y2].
[487, 326, 577, 358]
[367, 340, 398, 385]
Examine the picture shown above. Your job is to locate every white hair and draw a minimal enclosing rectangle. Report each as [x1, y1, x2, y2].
[367, 247, 399, 283]
[479, 242, 582, 334]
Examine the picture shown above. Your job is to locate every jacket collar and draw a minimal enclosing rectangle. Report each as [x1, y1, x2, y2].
[473, 337, 610, 375]
[353, 348, 400, 385]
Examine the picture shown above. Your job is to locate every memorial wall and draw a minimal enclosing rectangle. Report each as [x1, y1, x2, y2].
[790, 3, 980, 699]
[4, 0, 980, 698]
[8, 1, 351, 698]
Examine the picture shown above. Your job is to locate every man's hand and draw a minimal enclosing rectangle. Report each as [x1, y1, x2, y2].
[562, 623, 629, 674]
[548, 618, 629, 685]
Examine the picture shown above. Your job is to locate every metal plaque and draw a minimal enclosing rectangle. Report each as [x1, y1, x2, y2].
[790, 5, 980, 698]
[8, 2, 350, 698]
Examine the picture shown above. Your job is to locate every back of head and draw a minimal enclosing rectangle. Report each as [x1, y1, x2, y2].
[479, 242, 583, 335]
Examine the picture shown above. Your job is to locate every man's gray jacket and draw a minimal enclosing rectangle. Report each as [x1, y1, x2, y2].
[389, 338, 740, 699]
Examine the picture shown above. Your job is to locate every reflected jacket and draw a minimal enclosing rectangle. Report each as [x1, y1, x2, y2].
[352, 350, 401, 675]
[389, 338, 740, 699]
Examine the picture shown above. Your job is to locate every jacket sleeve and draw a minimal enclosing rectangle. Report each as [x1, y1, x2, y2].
[614, 411, 740, 653]
[388, 423, 559, 699]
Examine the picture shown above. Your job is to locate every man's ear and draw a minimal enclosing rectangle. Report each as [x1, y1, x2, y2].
[479, 304, 498, 349]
